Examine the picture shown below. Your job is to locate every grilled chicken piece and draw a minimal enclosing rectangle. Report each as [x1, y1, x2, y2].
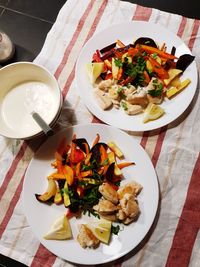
[119, 193, 140, 224]
[99, 183, 118, 204]
[123, 85, 137, 96]
[147, 94, 163, 104]
[108, 87, 120, 100]
[98, 79, 113, 91]
[93, 199, 118, 215]
[146, 77, 163, 104]
[124, 102, 143, 115]
[99, 213, 118, 222]
[93, 89, 113, 110]
[126, 90, 148, 107]
[77, 225, 100, 248]
[117, 181, 143, 200]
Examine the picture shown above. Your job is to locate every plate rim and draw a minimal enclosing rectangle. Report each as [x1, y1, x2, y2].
[22, 123, 159, 265]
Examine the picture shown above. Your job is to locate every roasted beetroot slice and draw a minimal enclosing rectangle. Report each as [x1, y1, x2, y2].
[171, 46, 176, 56]
[105, 162, 115, 182]
[100, 50, 116, 61]
[72, 138, 90, 153]
[90, 142, 108, 165]
[134, 37, 158, 48]
[100, 42, 116, 54]
[176, 54, 195, 72]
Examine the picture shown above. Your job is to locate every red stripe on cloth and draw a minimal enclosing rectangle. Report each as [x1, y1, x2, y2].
[132, 5, 152, 20]
[30, 244, 57, 267]
[188, 19, 200, 50]
[165, 153, 200, 267]
[0, 142, 27, 202]
[151, 126, 167, 167]
[54, 1, 94, 79]
[140, 131, 149, 149]
[177, 17, 187, 37]
[0, 174, 24, 239]
[62, 0, 108, 98]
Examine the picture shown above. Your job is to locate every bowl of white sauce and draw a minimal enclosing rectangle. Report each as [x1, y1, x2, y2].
[0, 62, 62, 139]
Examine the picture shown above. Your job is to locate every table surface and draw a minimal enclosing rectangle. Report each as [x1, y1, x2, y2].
[1, 0, 200, 267]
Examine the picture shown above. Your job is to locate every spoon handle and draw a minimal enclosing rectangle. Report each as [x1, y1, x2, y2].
[31, 112, 54, 136]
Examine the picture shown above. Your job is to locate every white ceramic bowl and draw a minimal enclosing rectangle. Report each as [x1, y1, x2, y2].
[0, 62, 62, 139]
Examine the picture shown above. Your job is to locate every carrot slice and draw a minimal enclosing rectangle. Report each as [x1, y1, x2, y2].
[117, 162, 135, 169]
[92, 133, 100, 147]
[148, 57, 169, 79]
[140, 44, 177, 60]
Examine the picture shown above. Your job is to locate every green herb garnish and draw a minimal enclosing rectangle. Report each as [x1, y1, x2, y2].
[114, 58, 123, 68]
[111, 224, 121, 235]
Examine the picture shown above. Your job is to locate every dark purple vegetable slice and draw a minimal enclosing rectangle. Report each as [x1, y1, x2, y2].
[115, 44, 135, 53]
[176, 54, 195, 72]
[100, 50, 116, 61]
[72, 138, 90, 153]
[35, 194, 54, 204]
[90, 142, 108, 165]
[100, 42, 116, 54]
[171, 46, 176, 56]
[134, 37, 158, 48]
[105, 162, 115, 183]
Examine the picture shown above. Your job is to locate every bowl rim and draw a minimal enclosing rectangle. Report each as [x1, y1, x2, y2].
[0, 61, 63, 140]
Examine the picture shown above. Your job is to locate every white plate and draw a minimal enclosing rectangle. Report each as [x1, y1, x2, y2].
[75, 21, 198, 131]
[23, 124, 159, 265]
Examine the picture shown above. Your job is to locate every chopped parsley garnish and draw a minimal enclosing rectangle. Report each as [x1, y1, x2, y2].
[148, 89, 162, 97]
[152, 52, 158, 59]
[121, 101, 128, 110]
[114, 58, 123, 68]
[111, 224, 121, 235]
[83, 209, 100, 219]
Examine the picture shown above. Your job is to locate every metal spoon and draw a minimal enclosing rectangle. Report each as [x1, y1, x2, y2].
[31, 111, 54, 136]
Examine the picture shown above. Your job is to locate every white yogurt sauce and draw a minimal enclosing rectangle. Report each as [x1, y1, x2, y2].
[1, 81, 57, 136]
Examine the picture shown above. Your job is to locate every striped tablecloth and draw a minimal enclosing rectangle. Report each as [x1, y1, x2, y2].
[1, 1, 200, 266]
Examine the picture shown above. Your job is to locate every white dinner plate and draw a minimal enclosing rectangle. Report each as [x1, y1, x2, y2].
[23, 123, 159, 265]
[75, 21, 197, 131]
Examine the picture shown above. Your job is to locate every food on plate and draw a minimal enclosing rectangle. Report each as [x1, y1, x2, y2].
[77, 224, 100, 248]
[44, 214, 72, 240]
[86, 37, 195, 122]
[143, 103, 165, 123]
[77, 218, 112, 248]
[35, 133, 142, 248]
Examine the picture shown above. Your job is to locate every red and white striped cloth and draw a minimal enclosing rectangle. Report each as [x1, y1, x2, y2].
[0, 1, 200, 266]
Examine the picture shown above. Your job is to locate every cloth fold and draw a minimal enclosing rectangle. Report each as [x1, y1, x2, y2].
[0, 0, 200, 266]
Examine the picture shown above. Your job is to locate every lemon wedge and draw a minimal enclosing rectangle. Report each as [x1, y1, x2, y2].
[143, 103, 165, 123]
[44, 214, 72, 240]
[86, 219, 112, 244]
[85, 62, 104, 84]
